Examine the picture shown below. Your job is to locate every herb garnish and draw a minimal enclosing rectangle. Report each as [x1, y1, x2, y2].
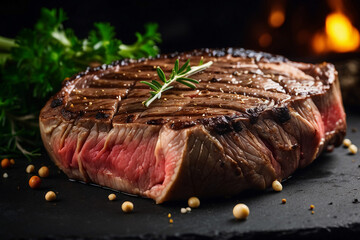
[141, 59, 213, 107]
[0, 8, 161, 159]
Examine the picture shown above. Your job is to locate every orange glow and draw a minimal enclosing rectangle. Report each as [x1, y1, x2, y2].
[325, 12, 360, 52]
[269, 9, 285, 28]
[258, 33, 272, 48]
[312, 32, 327, 54]
[312, 12, 360, 53]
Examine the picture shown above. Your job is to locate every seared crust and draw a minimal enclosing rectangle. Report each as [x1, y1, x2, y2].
[39, 48, 346, 203]
[40, 48, 338, 133]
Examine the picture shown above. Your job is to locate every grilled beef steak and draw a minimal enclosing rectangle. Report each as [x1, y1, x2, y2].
[40, 48, 346, 203]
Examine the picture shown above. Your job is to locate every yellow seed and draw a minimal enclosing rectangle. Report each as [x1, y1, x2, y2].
[83, 97, 87, 100]
[70, 104, 74, 108]
[282, 198, 287, 204]
[45, 191, 57, 201]
[349, 144, 358, 155]
[233, 203, 250, 220]
[310, 204, 315, 210]
[38, 166, 50, 178]
[169, 219, 173, 224]
[272, 180, 283, 192]
[10, 159, 15, 165]
[108, 193, 116, 201]
[311, 210, 315, 214]
[188, 197, 200, 208]
[26, 164, 35, 174]
[343, 139, 352, 147]
[121, 201, 134, 213]
[168, 213, 171, 218]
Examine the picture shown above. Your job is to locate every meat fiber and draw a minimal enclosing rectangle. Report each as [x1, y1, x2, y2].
[39, 48, 346, 203]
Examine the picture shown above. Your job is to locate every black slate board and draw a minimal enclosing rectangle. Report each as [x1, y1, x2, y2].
[1, 110, 360, 240]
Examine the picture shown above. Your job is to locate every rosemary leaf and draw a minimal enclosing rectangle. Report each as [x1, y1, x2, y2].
[141, 59, 213, 107]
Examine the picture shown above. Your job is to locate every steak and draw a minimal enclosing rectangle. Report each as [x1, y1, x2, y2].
[39, 48, 346, 203]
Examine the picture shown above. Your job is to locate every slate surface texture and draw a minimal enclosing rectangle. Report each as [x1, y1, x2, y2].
[1, 110, 360, 240]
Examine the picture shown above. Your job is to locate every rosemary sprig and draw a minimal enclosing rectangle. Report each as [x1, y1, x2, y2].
[141, 59, 213, 107]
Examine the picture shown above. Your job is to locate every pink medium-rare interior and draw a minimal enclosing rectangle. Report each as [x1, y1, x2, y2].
[321, 99, 346, 135]
[52, 123, 171, 195]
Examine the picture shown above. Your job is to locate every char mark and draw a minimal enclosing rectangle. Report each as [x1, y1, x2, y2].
[126, 115, 135, 123]
[61, 108, 77, 121]
[210, 77, 220, 82]
[200, 116, 242, 135]
[146, 119, 164, 125]
[96, 112, 109, 120]
[50, 98, 63, 108]
[170, 121, 196, 130]
[272, 106, 291, 123]
[246, 107, 265, 124]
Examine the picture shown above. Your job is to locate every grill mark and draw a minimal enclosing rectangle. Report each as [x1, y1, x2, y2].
[88, 85, 132, 89]
[116, 97, 267, 112]
[124, 87, 286, 103]
[64, 108, 115, 113]
[55, 48, 332, 126]
[116, 109, 239, 119]
[111, 82, 136, 126]
[69, 95, 122, 100]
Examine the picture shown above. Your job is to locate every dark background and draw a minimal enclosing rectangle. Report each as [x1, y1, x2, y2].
[1, 0, 360, 106]
[1, 0, 359, 60]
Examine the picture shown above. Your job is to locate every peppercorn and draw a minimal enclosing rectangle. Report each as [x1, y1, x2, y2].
[108, 193, 116, 201]
[349, 144, 358, 155]
[38, 166, 49, 178]
[121, 201, 134, 213]
[233, 203, 250, 220]
[343, 139, 352, 147]
[1, 158, 10, 169]
[29, 176, 41, 189]
[272, 180, 283, 192]
[45, 191, 57, 201]
[26, 165, 35, 174]
[188, 197, 200, 208]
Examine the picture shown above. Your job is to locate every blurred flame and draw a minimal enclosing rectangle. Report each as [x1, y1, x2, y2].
[312, 12, 360, 53]
[269, 9, 285, 28]
[259, 33, 272, 47]
[326, 13, 360, 52]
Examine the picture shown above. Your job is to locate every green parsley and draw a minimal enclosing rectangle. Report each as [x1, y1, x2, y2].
[0, 8, 161, 159]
